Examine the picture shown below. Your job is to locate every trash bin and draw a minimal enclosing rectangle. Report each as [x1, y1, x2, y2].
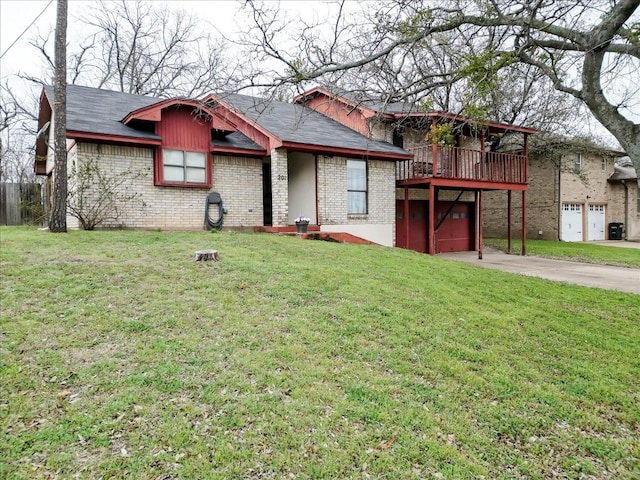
[608, 222, 624, 240]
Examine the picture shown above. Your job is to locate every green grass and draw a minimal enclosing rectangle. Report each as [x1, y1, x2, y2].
[1, 227, 639, 479]
[485, 238, 640, 268]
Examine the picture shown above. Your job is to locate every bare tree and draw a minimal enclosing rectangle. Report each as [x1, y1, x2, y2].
[67, 156, 146, 230]
[242, 0, 640, 170]
[49, 0, 67, 233]
[52, 0, 236, 98]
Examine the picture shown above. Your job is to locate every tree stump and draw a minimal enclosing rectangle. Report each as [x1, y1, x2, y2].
[194, 249, 220, 262]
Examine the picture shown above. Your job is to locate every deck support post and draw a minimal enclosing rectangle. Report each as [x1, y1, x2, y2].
[431, 118, 438, 176]
[507, 190, 512, 254]
[404, 186, 409, 249]
[478, 190, 483, 259]
[428, 183, 435, 255]
[521, 190, 527, 256]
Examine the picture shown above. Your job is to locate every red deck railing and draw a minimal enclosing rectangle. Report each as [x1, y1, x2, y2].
[397, 145, 527, 184]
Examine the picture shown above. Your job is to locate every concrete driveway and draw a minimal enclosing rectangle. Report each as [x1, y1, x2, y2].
[439, 248, 640, 294]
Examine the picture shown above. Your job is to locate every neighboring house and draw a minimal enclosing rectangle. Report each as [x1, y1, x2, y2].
[482, 136, 638, 242]
[294, 87, 537, 254]
[35, 85, 411, 246]
[607, 160, 639, 240]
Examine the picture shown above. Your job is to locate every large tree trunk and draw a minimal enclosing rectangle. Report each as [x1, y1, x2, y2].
[49, 0, 68, 233]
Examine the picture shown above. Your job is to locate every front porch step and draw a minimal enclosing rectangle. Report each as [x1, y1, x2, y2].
[253, 227, 376, 245]
[299, 232, 377, 245]
[254, 225, 321, 234]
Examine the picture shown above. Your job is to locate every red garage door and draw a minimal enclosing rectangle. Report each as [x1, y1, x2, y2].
[436, 202, 474, 253]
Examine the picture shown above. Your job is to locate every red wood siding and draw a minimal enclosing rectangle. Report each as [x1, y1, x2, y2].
[304, 96, 371, 138]
[158, 106, 211, 151]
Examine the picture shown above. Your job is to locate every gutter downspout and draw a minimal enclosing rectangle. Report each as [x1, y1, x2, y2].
[622, 180, 629, 240]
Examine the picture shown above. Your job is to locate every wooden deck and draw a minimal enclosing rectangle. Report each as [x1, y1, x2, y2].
[397, 145, 527, 186]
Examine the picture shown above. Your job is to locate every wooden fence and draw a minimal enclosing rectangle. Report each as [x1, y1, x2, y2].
[0, 182, 47, 226]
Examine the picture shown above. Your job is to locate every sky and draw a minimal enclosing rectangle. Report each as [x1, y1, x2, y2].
[0, 1, 254, 91]
[0, 0, 342, 100]
[0, 0, 634, 149]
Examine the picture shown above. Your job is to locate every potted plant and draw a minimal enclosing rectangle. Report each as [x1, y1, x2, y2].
[294, 215, 311, 234]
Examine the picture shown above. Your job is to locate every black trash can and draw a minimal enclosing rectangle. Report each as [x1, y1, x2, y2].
[608, 222, 624, 240]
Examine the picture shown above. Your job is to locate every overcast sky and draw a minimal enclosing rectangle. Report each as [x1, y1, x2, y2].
[0, 0, 341, 99]
[0, 1, 632, 148]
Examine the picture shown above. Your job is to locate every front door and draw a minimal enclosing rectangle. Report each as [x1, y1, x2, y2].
[262, 162, 272, 226]
[561, 203, 583, 241]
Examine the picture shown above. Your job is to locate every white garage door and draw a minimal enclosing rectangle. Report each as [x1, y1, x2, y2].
[587, 204, 605, 241]
[561, 203, 583, 241]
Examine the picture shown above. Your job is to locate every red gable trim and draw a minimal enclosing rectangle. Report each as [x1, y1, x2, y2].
[122, 98, 237, 132]
[67, 130, 162, 146]
[292, 87, 380, 119]
[204, 94, 278, 151]
[35, 88, 53, 159]
[281, 141, 412, 161]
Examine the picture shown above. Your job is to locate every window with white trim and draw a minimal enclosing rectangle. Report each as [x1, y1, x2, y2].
[347, 159, 367, 214]
[573, 153, 582, 174]
[163, 150, 207, 184]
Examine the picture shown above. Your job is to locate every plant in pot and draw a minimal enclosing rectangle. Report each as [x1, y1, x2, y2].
[294, 216, 310, 233]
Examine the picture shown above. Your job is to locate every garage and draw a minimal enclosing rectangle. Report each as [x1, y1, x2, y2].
[561, 203, 583, 241]
[587, 204, 605, 241]
[435, 201, 475, 253]
[395, 200, 474, 253]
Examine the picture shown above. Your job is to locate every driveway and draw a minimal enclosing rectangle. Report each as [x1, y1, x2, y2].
[439, 248, 640, 294]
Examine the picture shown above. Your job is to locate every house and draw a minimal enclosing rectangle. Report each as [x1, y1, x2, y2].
[35, 84, 411, 246]
[481, 136, 638, 242]
[293, 87, 537, 255]
[607, 160, 639, 240]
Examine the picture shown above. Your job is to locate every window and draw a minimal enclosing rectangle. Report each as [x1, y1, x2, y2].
[573, 153, 582, 174]
[392, 129, 404, 148]
[162, 149, 207, 185]
[601, 158, 607, 171]
[347, 159, 367, 214]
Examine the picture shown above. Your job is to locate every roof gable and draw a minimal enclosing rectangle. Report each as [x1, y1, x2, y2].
[123, 98, 237, 133]
[295, 87, 537, 135]
[211, 92, 410, 159]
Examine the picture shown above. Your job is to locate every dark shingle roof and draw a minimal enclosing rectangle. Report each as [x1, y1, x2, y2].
[210, 131, 265, 152]
[215, 93, 409, 156]
[608, 163, 637, 182]
[51, 85, 407, 156]
[46, 84, 161, 140]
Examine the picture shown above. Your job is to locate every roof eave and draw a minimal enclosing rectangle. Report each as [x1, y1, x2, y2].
[67, 130, 162, 146]
[211, 145, 267, 157]
[281, 141, 412, 161]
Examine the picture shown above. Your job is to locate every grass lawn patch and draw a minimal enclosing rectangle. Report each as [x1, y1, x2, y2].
[485, 238, 640, 268]
[2, 227, 639, 479]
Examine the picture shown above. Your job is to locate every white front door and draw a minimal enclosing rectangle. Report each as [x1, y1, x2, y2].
[561, 203, 583, 241]
[587, 204, 605, 241]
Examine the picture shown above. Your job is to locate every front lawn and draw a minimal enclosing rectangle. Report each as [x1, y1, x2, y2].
[485, 238, 640, 268]
[1, 228, 639, 479]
